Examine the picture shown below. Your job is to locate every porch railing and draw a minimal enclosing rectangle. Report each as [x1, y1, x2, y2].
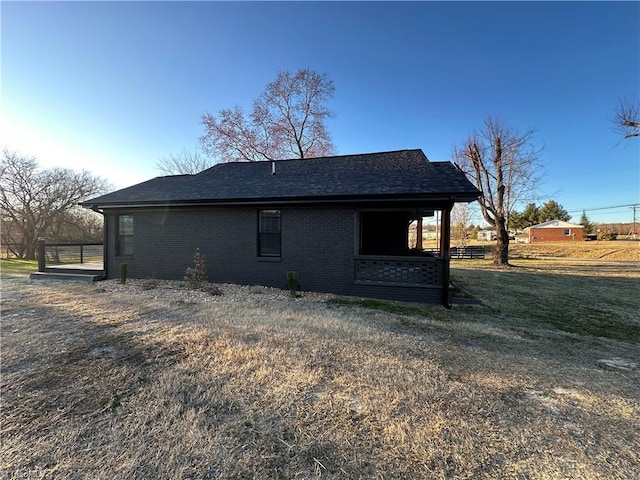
[354, 255, 443, 287]
[36, 239, 103, 272]
[47, 243, 103, 265]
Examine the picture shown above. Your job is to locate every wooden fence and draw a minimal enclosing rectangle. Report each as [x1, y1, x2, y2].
[450, 246, 487, 259]
[423, 246, 487, 259]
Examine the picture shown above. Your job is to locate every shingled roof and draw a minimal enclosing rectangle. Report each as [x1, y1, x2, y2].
[81, 149, 480, 209]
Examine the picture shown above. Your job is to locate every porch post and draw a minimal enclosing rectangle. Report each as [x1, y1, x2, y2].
[37, 237, 46, 272]
[439, 207, 452, 307]
[416, 217, 423, 250]
[101, 211, 107, 277]
[91, 206, 107, 278]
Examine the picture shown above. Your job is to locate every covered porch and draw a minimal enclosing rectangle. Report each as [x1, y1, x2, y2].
[352, 206, 453, 306]
[30, 239, 104, 282]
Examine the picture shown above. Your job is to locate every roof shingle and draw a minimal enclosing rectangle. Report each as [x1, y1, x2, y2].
[82, 149, 480, 208]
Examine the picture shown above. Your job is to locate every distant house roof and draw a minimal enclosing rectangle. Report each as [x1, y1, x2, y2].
[529, 220, 584, 229]
[82, 149, 480, 209]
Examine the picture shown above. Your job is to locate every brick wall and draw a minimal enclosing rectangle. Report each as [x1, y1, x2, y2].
[530, 227, 584, 242]
[104, 205, 445, 303]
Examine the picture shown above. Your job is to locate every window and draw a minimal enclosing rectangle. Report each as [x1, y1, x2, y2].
[117, 214, 133, 256]
[563, 228, 571, 236]
[258, 210, 281, 257]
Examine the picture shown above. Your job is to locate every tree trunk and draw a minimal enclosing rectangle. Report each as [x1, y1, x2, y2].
[25, 242, 37, 261]
[494, 224, 510, 266]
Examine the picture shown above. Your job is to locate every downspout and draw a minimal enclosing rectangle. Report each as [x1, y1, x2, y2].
[439, 203, 453, 308]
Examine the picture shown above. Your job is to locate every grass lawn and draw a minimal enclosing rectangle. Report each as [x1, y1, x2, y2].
[0, 258, 38, 279]
[1, 259, 639, 479]
[450, 258, 640, 342]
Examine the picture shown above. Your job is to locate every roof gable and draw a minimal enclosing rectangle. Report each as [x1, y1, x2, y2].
[82, 149, 480, 208]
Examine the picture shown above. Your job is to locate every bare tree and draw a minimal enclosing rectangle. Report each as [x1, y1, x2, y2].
[0, 150, 109, 259]
[156, 149, 210, 175]
[615, 98, 640, 139]
[200, 69, 335, 162]
[49, 208, 104, 243]
[452, 117, 544, 265]
[451, 203, 471, 249]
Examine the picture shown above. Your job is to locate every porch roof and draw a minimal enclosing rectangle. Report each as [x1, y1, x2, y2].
[82, 149, 480, 209]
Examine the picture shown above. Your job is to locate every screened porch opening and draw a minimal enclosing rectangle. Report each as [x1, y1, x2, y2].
[408, 211, 442, 255]
[355, 209, 446, 287]
[358, 210, 441, 256]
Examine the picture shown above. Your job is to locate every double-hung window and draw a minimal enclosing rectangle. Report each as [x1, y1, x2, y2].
[258, 210, 281, 257]
[117, 214, 133, 256]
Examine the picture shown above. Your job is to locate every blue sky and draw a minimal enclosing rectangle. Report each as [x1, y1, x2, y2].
[2, 1, 639, 224]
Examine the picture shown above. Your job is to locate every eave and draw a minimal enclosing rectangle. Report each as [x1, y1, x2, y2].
[82, 191, 480, 211]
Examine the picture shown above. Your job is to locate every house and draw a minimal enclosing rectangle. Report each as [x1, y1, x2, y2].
[528, 220, 584, 243]
[477, 230, 497, 241]
[81, 149, 480, 306]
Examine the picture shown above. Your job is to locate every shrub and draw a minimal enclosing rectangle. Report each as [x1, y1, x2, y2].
[184, 249, 207, 289]
[597, 231, 618, 241]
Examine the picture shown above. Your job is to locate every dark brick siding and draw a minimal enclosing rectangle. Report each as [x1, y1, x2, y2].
[105, 206, 445, 304]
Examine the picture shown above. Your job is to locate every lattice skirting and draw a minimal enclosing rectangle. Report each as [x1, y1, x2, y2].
[354, 258, 440, 286]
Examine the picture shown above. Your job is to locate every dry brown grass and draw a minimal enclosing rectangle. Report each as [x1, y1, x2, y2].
[509, 240, 640, 261]
[1, 270, 639, 479]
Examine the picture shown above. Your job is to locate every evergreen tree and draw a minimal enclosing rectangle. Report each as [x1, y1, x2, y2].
[538, 200, 571, 222]
[509, 203, 540, 230]
[580, 210, 594, 234]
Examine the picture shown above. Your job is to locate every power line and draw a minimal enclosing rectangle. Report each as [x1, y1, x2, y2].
[566, 203, 639, 214]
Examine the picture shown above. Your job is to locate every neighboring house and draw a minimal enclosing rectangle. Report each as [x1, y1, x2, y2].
[477, 230, 497, 241]
[81, 150, 480, 306]
[528, 220, 584, 243]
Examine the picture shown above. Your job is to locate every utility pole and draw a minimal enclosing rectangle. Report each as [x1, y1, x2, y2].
[632, 204, 638, 239]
